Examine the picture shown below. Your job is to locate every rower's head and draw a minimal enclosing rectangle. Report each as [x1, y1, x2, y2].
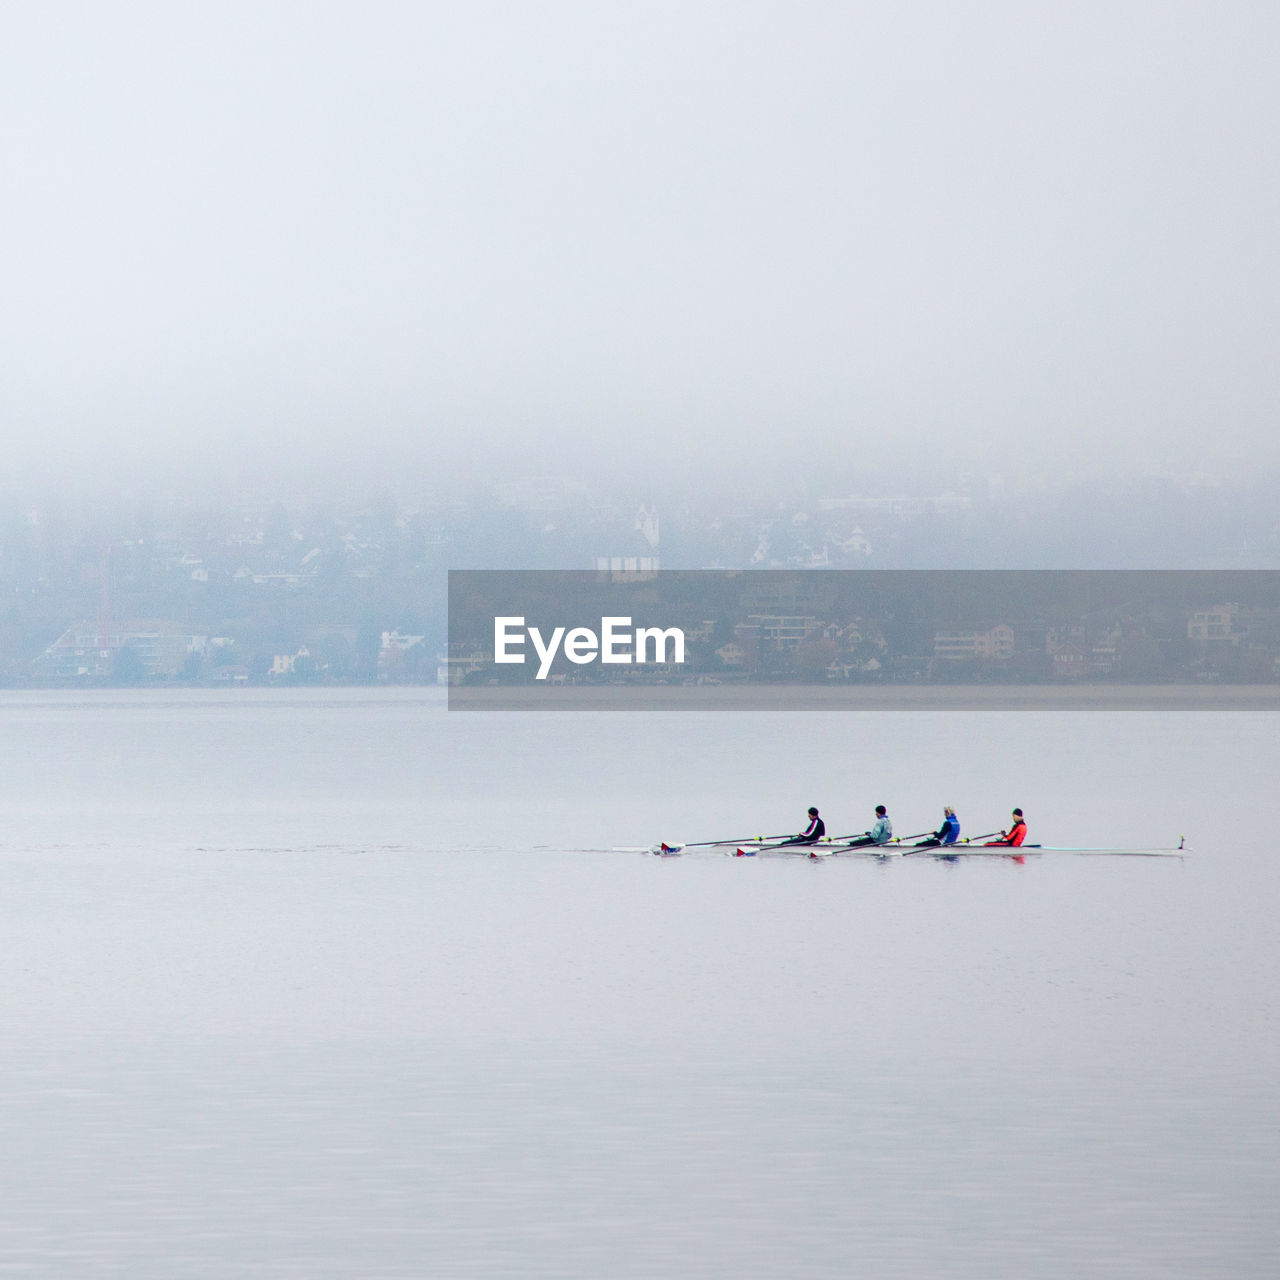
[1012, 808, 1023, 818]
[807, 807, 819, 817]
[944, 806, 954, 816]
[875, 805, 886, 816]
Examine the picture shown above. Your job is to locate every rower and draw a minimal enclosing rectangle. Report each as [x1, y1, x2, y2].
[781, 807, 825, 846]
[985, 808, 1027, 847]
[916, 806, 960, 848]
[851, 805, 892, 846]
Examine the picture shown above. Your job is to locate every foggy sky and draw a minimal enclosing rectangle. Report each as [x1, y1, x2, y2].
[2, 2, 1277, 496]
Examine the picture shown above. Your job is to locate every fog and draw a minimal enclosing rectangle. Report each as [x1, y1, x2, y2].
[2, 2, 1277, 497]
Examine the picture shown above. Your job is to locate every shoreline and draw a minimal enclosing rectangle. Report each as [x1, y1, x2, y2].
[448, 683, 1280, 711]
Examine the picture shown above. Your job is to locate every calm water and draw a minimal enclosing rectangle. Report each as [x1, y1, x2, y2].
[0, 689, 1276, 1277]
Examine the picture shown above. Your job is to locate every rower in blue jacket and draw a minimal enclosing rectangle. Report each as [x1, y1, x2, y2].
[907, 806, 961, 850]
[921, 806, 960, 847]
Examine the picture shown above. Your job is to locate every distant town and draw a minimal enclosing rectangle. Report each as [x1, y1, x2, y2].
[3, 469, 1279, 687]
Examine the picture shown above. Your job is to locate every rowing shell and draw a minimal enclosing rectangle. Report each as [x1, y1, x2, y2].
[801, 843, 1187, 859]
[648, 841, 1188, 859]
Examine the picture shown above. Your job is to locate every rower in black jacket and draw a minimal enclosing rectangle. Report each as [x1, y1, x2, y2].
[781, 807, 825, 846]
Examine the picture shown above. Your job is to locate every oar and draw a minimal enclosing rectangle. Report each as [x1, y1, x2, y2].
[820, 835, 885, 851]
[823, 828, 929, 846]
[687, 832, 792, 848]
[656, 832, 792, 853]
[897, 828, 1006, 856]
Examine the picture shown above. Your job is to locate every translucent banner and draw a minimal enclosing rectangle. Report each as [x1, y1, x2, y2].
[447, 569, 1280, 709]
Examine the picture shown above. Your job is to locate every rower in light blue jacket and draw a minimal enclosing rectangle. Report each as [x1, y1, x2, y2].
[849, 805, 893, 847]
[867, 805, 893, 844]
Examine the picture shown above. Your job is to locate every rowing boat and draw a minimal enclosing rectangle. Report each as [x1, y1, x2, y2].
[647, 838, 1188, 859]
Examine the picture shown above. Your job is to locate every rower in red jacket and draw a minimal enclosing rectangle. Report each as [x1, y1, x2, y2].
[986, 808, 1027, 846]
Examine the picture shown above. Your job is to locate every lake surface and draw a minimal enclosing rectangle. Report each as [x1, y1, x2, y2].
[0, 689, 1276, 1277]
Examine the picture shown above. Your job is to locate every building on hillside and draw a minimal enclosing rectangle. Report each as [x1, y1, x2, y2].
[737, 615, 822, 651]
[1089, 627, 1123, 674]
[380, 631, 428, 678]
[714, 641, 745, 667]
[381, 630, 425, 653]
[271, 646, 311, 677]
[933, 624, 1014, 661]
[436, 650, 487, 685]
[591, 556, 660, 574]
[1049, 642, 1087, 678]
[34, 625, 208, 679]
[1188, 604, 1241, 643]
